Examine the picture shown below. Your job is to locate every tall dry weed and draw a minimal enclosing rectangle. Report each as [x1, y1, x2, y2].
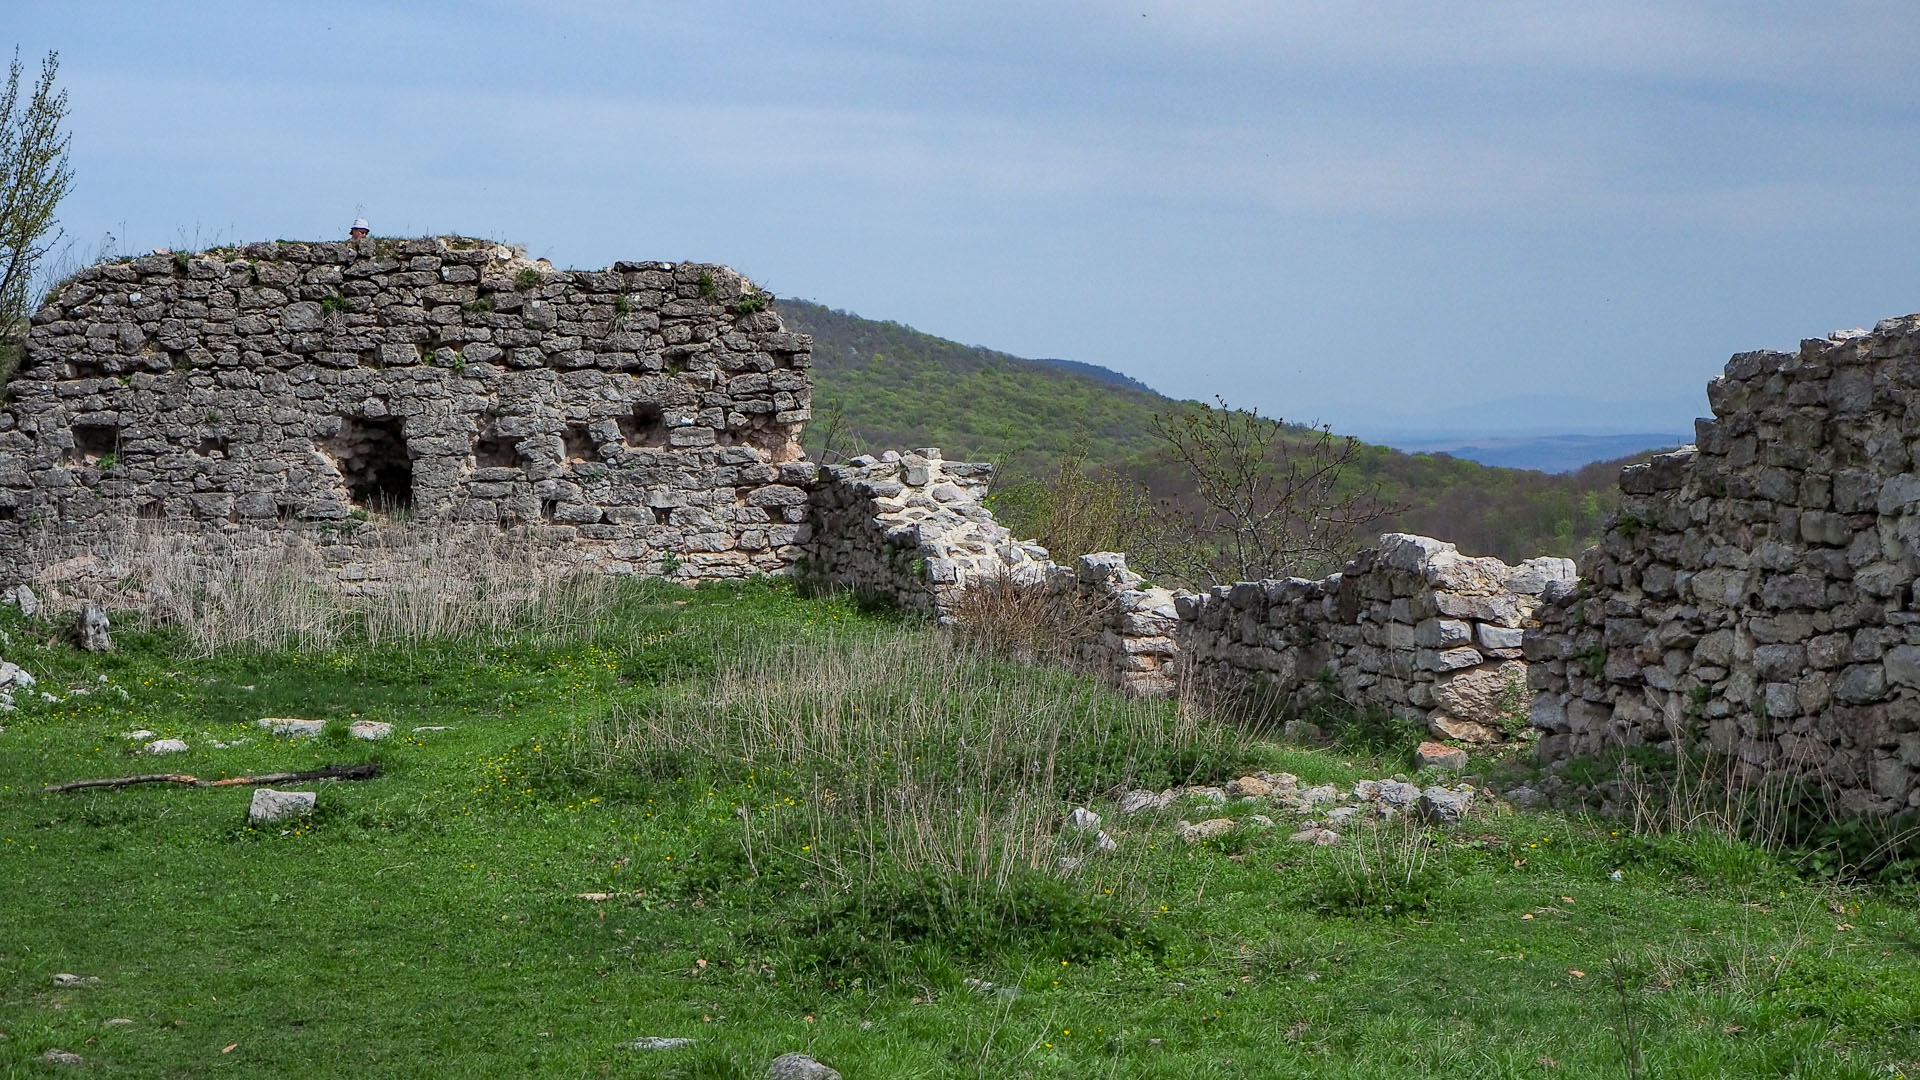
[584, 628, 1240, 889]
[47, 519, 617, 654]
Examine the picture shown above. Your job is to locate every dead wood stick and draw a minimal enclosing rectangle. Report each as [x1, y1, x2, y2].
[45, 762, 380, 793]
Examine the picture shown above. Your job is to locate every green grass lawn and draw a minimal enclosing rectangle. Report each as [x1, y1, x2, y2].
[1, 581, 1916, 1078]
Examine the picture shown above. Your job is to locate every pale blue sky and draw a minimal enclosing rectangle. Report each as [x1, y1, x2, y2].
[14, 2, 1920, 438]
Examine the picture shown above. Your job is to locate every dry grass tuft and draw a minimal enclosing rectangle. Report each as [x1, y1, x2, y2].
[582, 627, 1240, 890]
[33, 519, 618, 654]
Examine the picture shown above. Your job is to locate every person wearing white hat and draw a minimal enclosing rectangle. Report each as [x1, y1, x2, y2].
[349, 218, 370, 241]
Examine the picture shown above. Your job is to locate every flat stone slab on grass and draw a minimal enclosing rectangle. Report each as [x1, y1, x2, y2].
[248, 788, 317, 826]
[144, 738, 190, 754]
[256, 717, 325, 738]
[769, 1053, 841, 1080]
[349, 720, 393, 740]
[1415, 741, 1469, 772]
[622, 1037, 695, 1051]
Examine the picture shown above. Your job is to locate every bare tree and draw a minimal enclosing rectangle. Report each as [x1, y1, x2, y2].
[1140, 397, 1392, 586]
[0, 48, 73, 344]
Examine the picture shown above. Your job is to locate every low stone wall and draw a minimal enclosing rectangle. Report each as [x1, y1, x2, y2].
[1179, 534, 1573, 741]
[1528, 316, 1920, 814]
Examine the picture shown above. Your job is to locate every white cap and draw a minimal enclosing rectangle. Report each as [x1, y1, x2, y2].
[351, 218, 369, 231]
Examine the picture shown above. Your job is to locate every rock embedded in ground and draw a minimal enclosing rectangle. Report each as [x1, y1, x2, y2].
[122, 729, 156, 740]
[1094, 831, 1119, 851]
[1418, 785, 1474, 824]
[1503, 785, 1548, 810]
[349, 720, 393, 741]
[1289, 826, 1341, 845]
[1282, 719, 1326, 744]
[0, 661, 34, 688]
[1117, 789, 1170, 814]
[74, 601, 112, 652]
[40, 1049, 83, 1066]
[144, 738, 190, 755]
[256, 717, 325, 738]
[1179, 817, 1237, 843]
[4, 583, 39, 617]
[51, 973, 99, 987]
[1299, 784, 1339, 807]
[768, 1052, 841, 1080]
[1414, 741, 1469, 772]
[622, 1037, 695, 1050]
[1183, 785, 1227, 805]
[248, 788, 317, 826]
[1226, 775, 1273, 798]
[104, 1018, 134, 1027]
[1065, 806, 1102, 831]
[1377, 779, 1422, 807]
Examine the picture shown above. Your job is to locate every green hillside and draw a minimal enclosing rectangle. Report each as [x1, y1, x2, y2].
[780, 299, 1648, 564]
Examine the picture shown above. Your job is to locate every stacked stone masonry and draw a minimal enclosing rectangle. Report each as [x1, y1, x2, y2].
[1528, 315, 1920, 814]
[0, 238, 815, 583]
[806, 451, 1180, 692]
[1180, 534, 1573, 741]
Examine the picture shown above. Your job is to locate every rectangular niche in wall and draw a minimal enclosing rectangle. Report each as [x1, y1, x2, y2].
[472, 425, 524, 469]
[618, 404, 667, 448]
[323, 416, 414, 512]
[562, 423, 603, 463]
[66, 423, 120, 466]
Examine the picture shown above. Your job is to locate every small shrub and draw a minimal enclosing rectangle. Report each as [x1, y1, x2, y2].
[171, 250, 189, 273]
[789, 867, 1162, 979]
[462, 297, 492, 314]
[735, 289, 770, 314]
[696, 272, 717, 300]
[614, 295, 632, 315]
[515, 268, 542, 290]
[1305, 818, 1447, 918]
[320, 293, 349, 315]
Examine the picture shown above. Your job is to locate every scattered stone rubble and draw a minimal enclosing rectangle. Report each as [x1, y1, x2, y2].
[1083, 771, 1482, 850]
[1530, 315, 1920, 813]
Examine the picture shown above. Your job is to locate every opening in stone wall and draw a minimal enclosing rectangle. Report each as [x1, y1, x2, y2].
[68, 424, 120, 466]
[194, 436, 228, 458]
[618, 404, 667, 448]
[473, 431, 523, 469]
[324, 417, 414, 512]
[563, 423, 603, 463]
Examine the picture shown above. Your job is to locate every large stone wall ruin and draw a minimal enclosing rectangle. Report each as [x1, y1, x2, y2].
[0, 237, 814, 583]
[1528, 316, 1920, 814]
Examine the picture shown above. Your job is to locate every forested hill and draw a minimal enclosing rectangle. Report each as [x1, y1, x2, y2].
[777, 300, 1171, 471]
[777, 299, 1650, 561]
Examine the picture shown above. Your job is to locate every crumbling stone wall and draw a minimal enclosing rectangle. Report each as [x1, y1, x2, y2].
[807, 451, 1179, 691]
[0, 238, 814, 583]
[1529, 316, 1920, 813]
[1180, 534, 1573, 740]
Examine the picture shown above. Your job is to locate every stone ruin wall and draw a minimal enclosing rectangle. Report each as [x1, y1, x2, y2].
[29, 235, 1920, 814]
[807, 450, 1181, 693]
[1528, 316, 1920, 814]
[1179, 534, 1573, 740]
[0, 237, 815, 590]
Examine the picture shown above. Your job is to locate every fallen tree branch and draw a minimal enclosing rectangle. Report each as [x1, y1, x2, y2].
[45, 763, 380, 793]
